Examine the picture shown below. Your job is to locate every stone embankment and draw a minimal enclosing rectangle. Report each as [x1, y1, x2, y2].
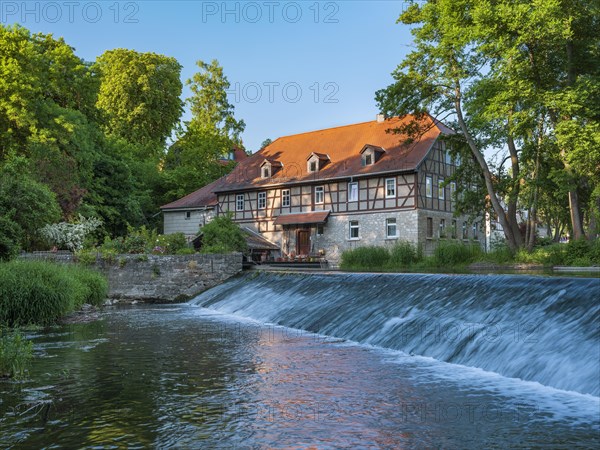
[20, 252, 243, 302]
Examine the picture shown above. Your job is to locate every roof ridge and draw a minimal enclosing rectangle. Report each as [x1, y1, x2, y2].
[270, 117, 400, 142]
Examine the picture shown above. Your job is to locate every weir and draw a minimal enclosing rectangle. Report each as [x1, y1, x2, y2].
[191, 272, 600, 396]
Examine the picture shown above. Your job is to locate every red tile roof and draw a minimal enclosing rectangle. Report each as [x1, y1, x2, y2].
[162, 114, 451, 209]
[215, 114, 451, 193]
[273, 211, 331, 226]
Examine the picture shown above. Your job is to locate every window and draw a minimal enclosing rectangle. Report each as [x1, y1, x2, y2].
[426, 176, 433, 198]
[309, 160, 317, 173]
[445, 150, 452, 165]
[258, 192, 266, 209]
[348, 182, 358, 202]
[349, 220, 360, 239]
[472, 222, 478, 238]
[450, 182, 456, 201]
[439, 219, 446, 237]
[185, 211, 191, 220]
[236, 194, 244, 211]
[452, 220, 457, 239]
[438, 177, 445, 200]
[386, 218, 398, 238]
[262, 167, 270, 178]
[282, 189, 290, 207]
[386, 178, 396, 198]
[317, 224, 324, 236]
[315, 186, 324, 204]
[364, 153, 373, 166]
[455, 154, 462, 166]
[462, 222, 468, 239]
[426, 217, 433, 238]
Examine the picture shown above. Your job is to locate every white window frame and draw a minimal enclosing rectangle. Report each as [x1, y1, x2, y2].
[364, 153, 373, 166]
[262, 166, 270, 178]
[386, 218, 398, 239]
[445, 150, 452, 165]
[348, 182, 358, 202]
[426, 176, 433, 198]
[385, 178, 396, 198]
[309, 160, 317, 173]
[236, 194, 244, 211]
[438, 177, 445, 200]
[315, 186, 324, 204]
[281, 189, 290, 207]
[462, 221, 468, 239]
[439, 218, 446, 237]
[349, 220, 360, 240]
[258, 192, 266, 210]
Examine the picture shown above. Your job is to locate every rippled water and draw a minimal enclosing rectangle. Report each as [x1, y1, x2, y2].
[1, 305, 598, 448]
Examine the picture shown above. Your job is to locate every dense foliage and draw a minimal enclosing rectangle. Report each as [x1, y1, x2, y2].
[199, 215, 248, 254]
[376, 0, 600, 250]
[0, 260, 108, 326]
[0, 24, 245, 255]
[340, 240, 600, 272]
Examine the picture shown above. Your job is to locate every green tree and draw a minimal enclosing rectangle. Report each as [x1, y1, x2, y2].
[0, 24, 100, 218]
[376, 0, 599, 250]
[94, 49, 183, 155]
[0, 157, 61, 256]
[162, 60, 245, 203]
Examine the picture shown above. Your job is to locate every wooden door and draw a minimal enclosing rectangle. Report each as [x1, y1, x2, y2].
[297, 229, 310, 255]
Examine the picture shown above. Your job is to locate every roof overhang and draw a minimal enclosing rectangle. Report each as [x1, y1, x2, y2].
[360, 144, 386, 154]
[273, 210, 331, 226]
[306, 152, 331, 161]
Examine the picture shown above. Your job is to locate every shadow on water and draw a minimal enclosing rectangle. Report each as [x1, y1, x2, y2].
[0, 272, 598, 448]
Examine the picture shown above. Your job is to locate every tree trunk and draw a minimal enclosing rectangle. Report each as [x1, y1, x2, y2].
[454, 92, 520, 251]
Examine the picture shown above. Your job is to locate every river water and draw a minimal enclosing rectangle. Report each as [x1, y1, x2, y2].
[1, 272, 599, 448]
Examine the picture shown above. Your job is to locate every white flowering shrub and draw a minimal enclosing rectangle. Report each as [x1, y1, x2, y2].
[39, 215, 103, 251]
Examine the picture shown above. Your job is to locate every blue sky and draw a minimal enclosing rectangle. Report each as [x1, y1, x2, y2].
[2, 1, 416, 151]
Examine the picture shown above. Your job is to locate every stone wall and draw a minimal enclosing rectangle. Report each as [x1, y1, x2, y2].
[98, 253, 243, 303]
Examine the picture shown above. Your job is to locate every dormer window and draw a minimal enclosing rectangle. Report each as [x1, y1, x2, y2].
[307, 152, 331, 173]
[260, 158, 282, 179]
[360, 144, 386, 166]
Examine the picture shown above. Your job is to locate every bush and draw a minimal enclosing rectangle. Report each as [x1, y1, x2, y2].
[482, 243, 514, 264]
[564, 239, 591, 265]
[433, 241, 482, 266]
[0, 328, 33, 379]
[0, 260, 108, 326]
[388, 241, 419, 267]
[340, 246, 390, 270]
[200, 215, 248, 254]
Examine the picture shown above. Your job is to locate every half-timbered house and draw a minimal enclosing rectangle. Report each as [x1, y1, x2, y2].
[161, 114, 482, 262]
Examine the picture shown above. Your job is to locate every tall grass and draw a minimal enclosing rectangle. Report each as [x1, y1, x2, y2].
[0, 260, 108, 326]
[340, 246, 390, 271]
[0, 328, 33, 378]
[433, 241, 483, 266]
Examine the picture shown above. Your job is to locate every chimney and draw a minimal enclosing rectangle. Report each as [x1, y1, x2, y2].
[376, 114, 385, 123]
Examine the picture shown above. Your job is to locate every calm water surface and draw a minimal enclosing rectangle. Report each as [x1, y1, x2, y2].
[0, 304, 598, 449]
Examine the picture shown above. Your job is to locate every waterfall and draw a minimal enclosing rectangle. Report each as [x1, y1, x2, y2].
[191, 272, 600, 396]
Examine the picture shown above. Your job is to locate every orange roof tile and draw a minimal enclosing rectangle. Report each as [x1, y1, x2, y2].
[216, 114, 451, 192]
[162, 114, 452, 209]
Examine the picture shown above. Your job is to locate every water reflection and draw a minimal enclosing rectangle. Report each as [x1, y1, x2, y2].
[0, 305, 598, 449]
